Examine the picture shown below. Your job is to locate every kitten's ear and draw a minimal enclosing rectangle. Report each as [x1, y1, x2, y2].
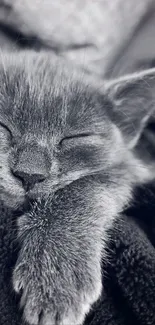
[105, 69, 155, 148]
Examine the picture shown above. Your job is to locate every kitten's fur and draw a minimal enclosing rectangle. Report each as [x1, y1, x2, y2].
[0, 52, 155, 325]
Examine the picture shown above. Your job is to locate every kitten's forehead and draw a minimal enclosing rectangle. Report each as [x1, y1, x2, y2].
[0, 52, 111, 137]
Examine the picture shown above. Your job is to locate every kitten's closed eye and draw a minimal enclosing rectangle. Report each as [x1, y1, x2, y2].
[57, 133, 108, 175]
[0, 123, 12, 151]
[59, 133, 104, 149]
[59, 133, 93, 145]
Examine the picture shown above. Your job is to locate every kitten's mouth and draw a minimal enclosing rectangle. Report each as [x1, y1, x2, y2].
[25, 170, 104, 200]
[26, 179, 72, 199]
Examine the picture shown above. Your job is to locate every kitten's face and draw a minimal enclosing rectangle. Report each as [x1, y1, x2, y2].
[0, 52, 153, 210]
[0, 53, 126, 209]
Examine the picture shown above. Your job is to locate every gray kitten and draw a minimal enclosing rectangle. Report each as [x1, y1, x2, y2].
[0, 51, 155, 325]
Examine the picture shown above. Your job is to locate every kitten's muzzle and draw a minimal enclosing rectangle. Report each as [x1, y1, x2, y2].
[11, 143, 51, 192]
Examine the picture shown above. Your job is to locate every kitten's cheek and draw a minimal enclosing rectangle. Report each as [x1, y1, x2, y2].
[0, 177, 25, 209]
[0, 189, 25, 209]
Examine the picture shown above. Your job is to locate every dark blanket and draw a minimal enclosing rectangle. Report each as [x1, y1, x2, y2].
[1, 183, 155, 325]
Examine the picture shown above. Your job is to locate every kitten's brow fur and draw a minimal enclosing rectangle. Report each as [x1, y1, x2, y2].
[0, 51, 154, 325]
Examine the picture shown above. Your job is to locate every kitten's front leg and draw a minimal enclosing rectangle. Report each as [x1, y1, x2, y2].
[13, 184, 104, 325]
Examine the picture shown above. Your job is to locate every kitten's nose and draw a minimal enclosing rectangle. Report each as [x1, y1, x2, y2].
[13, 170, 46, 191]
[12, 143, 51, 191]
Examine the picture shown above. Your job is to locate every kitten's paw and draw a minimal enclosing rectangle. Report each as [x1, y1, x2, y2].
[13, 259, 102, 325]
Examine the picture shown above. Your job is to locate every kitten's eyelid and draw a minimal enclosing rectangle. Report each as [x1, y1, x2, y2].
[59, 132, 93, 145]
[0, 122, 18, 147]
[0, 122, 12, 137]
[0, 120, 20, 141]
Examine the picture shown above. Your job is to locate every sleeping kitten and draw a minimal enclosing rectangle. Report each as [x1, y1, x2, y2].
[0, 51, 155, 325]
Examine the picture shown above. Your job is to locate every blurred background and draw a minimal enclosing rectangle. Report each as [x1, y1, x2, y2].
[0, 0, 155, 79]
